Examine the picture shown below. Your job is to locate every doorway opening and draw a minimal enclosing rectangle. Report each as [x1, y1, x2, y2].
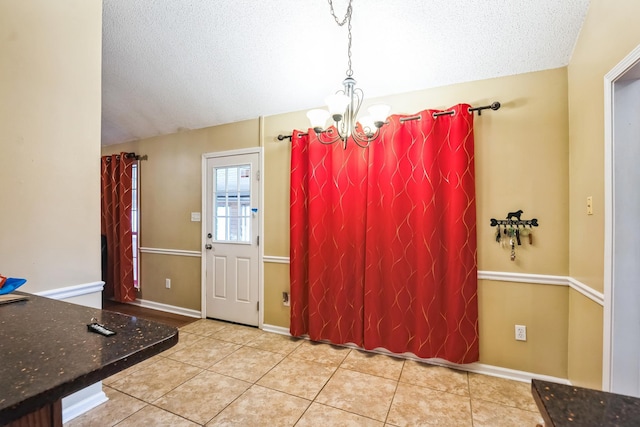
[604, 43, 640, 396]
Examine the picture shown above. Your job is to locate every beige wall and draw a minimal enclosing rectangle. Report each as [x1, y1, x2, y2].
[0, 0, 102, 293]
[107, 67, 572, 377]
[567, 289, 603, 389]
[478, 281, 568, 378]
[263, 263, 290, 328]
[568, 0, 640, 292]
[102, 120, 260, 310]
[265, 68, 570, 276]
[565, 0, 640, 388]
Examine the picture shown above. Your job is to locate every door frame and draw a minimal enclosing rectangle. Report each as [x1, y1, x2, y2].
[201, 147, 264, 328]
[603, 42, 640, 393]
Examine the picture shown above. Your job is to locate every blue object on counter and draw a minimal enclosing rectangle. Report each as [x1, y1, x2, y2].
[0, 278, 27, 295]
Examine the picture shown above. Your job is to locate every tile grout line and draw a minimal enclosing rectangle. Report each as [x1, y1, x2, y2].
[306, 347, 350, 415]
[101, 319, 543, 426]
[110, 403, 147, 427]
[101, 385, 201, 427]
[294, 347, 387, 426]
[197, 336, 307, 425]
[467, 372, 476, 427]
[178, 334, 264, 424]
[259, 343, 347, 426]
[389, 358, 411, 425]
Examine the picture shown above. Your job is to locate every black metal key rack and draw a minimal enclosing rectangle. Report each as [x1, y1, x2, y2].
[490, 210, 539, 261]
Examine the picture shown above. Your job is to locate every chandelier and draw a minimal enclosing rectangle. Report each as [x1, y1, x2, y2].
[307, 0, 391, 149]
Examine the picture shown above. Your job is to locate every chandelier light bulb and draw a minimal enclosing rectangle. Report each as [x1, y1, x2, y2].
[368, 104, 391, 128]
[307, 109, 330, 132]
[325, 93, 350, 121]
[358, 116, 376, 137]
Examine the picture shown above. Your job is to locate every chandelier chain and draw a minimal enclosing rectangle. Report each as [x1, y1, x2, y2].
[310, 0, 388, 148]
[327, 0, 353, 77]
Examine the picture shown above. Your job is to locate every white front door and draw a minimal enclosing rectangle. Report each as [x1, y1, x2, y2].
[204, 151, 260, 326]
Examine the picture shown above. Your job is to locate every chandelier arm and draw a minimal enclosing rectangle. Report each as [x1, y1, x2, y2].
[316, 128, 342, 145]
[350, 127, 377, 148]
[337, 118, 349, 141]
[352, 87, 363, 121]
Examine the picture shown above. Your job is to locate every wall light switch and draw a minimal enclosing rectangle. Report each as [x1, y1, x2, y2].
[586, 196, 593, 215]
[191, 212, 201, 222]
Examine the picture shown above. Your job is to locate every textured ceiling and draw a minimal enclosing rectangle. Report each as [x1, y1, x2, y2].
[101, 0, 590, 145]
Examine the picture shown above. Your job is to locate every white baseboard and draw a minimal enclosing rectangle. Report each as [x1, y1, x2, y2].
[128, 298, 201, 318]
[263, 256, 291, 264]
[61, 382, 108, 423]
[260, 324, 570, 385]
[417, 359, 571, 385]
[262, 324, 290, 335]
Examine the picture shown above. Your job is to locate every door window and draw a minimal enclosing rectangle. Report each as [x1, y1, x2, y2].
[214, 165, 251, 242]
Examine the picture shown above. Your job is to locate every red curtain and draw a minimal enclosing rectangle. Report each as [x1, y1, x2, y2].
[363, 104, 478, 363]
[290, 129, 368, 345]
[290, 104, 478, 364]
[101, 153, 136, 302]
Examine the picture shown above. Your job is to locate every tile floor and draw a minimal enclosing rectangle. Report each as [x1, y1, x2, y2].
[66, 319, 545, 426]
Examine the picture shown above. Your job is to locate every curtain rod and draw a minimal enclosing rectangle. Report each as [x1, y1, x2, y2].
[125, 152, 149, 161]
[103, 153, 148, 161]
[277, 101, 501, 141]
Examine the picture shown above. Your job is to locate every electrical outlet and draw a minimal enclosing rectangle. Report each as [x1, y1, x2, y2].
[515, 325, 527, 341]
[165, 278, 171, 289]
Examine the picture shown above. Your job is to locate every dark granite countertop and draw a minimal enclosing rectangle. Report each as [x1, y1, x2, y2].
[532, 379, 640, 426]
[0, 292, 178, 426]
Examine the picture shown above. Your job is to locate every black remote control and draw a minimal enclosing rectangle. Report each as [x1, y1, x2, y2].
[87, 322, 116, 336]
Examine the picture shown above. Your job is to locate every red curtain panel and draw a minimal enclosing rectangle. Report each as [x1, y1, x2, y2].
[363, 104, 478, 364]
[101, 153, 136, 302]
[290, 130, 368, 345]
[290, 104, 478, 364]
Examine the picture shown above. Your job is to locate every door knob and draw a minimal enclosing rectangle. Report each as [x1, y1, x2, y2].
[205, 244, 213, 250]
